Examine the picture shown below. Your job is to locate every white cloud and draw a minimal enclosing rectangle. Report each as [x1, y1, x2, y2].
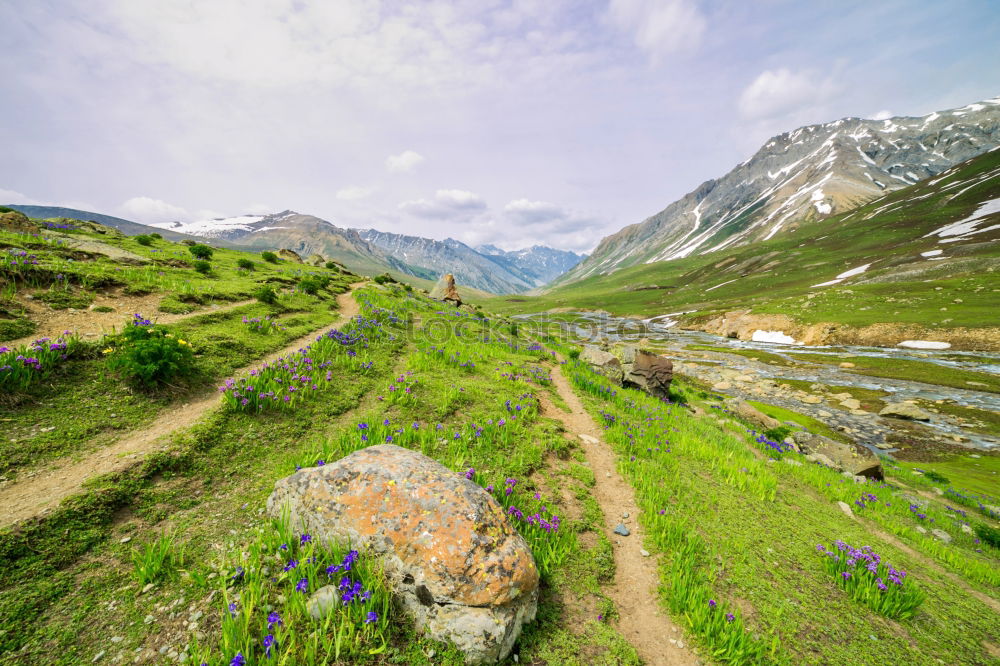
[399, 188, 486, 219]
[385, 150, 425, 173]
[119, 196, 190, 223]
[607, 0, 706, 61]
[335, 186, 375, 201]
[0, 188, 42, 205]
[871, 109, 893, 120]
[738, 67, 837, 119]
[245, 202, 275, 215]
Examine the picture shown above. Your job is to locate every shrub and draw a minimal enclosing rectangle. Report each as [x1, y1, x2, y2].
[106, 315, 197, 389]
[253, 285, 278, 305]
[297, 276, 329, 295]
[0, 318, 36, 341]
[188, 244, 214, 260]
[567, 348, 581, 361]
[35, 289, 94, 310]
[131, 532, 184, 584]
[135, 235, 153, 246]
[923, 470, 949, 484]
[193, 260, 212, 275]
[763, 425, 793, 444]
[261, 251, 278, 263]
[0, 205, 15, 213]
[92, 305, 115, 313]
[325, 261, 340, 271]
[974, 523, 1000, 550]
[150, 232, 162, 239]
[372, 273, 395, 285]
[237, 258, 255, 271]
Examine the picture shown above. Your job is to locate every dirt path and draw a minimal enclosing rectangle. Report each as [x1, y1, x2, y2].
[9, 291, 255, 347]
[0, 285, 364, 529]
[542, 363, 697, 666]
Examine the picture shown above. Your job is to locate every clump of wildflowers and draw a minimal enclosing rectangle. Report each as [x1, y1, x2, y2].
[817, 540, 924, 619]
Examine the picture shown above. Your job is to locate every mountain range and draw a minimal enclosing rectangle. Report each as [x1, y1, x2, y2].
[551, 96, 1000, 288]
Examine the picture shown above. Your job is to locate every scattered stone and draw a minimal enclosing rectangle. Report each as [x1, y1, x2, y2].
[916, 526, 927, 534]
[111, 637, 123, 644]
[801, 395, 823, 404]
[640, 549, 650, 557]
[961, 524, 974, 535]
[141, 583, 155, 595]
[613, 524, 631, 537]
[783, 458, 803, 467]
[581, 346, 624, 385]
[837, 501, 853, 518]
[622, 513, 629, 519]
[267, 444, 538, 665]
[818, 410, 833, 418]
[712, 381, 732, 391]
[92, 651, 106, 662]
[306, 585, 341, 620]
[839, 362, 856, 368]
[578, 433, 599, 445]
[305, 253, 326, 267]
[839, 398, 861, 410]
[429, 273, 463, 306]
[931, 529, 952, 544]
[188, 611, 203, 623]
[120, 536, 132, 544]
[879, 403, 931, 421]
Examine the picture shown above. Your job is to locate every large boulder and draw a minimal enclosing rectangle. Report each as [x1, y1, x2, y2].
[277, 248, 303, 263]
[792, 431, 883, 480]
[879, 402, 931, 421]
[725, 398, 781, 431]
[580, 345, 624, 385]
[430, 273, 462, 305]
[305, 253, 326, 267]
[267, 445, 538, 664]
[623, 349, 673, 400]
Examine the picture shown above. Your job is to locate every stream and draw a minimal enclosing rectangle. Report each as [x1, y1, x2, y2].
[515, 311, 1000, 452]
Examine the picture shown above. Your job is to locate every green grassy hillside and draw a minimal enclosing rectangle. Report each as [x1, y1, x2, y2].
[1, 227, 997, 664]
[487, 150, 1000, 335]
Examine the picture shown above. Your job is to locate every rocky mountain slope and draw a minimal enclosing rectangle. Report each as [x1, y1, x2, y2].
[552, 96, 1000, 287]
[476, 244, 585, 287]
[152, 211, 417, 277]
[358, 231, 582, 294]
[2, 205, 213, 244]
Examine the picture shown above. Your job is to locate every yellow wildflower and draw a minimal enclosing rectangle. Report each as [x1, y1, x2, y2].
[102, 347, 114, 355]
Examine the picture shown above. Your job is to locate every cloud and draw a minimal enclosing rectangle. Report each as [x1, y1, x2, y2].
[0, 188, 42, 205]
[119, 196, 190, 223]
[606, 0, 707, 61]
[738, 67, 838, 120]
[503, 199, 564, 224]
[385, 150, 425, 173]
[870, 109, 893, 120]
[335, 185, 375, 201]
[245, 202, 276, 215]
[399, 188, 486, 219]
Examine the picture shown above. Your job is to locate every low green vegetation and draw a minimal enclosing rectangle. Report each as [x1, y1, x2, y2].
[788, 353, 1000, 393]
[684, 344, 798, 367]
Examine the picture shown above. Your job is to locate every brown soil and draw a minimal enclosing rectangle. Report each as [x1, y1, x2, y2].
[9, 289, 254, 346]
[541, 362, 697, 666]
[0, 285, 365, 529]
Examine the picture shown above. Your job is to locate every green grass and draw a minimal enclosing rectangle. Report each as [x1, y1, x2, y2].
[684, 344, 798, 367]
[788, 354, 1000, 393]
[746, 400, 849, 443]
[895, 455, 1000, 499]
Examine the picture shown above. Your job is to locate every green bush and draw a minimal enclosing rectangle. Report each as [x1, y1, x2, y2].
[237, 258, 255, 271]
[373, 273, 396, 285]
[107, 320, 197, 389]
[192, 260, 212, 275]
[0, 205, 15, 213]
[253, 285, 278, 305]
[763, 426, 793, 443]
[567, 348, 581, 360]
[261, 251, 278, 263]
[923, 470, 950, 484]
[92, 305, 115, 313]
[35, 289, 94, 310]
[150, 232, 162, 240]
[974, 523, 1000, 550]
[188, 244, 214, 260]
[324, 261, 341, 272]
[297, 276, 324, 295]
[135, 235, 153, 246]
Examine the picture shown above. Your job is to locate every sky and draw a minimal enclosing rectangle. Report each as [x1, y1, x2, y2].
[2, 1, 999, 253]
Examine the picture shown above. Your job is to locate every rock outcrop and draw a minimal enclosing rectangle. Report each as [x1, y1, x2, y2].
[580, 345, 623, 385]
[0, 210, 37, 233]
[277, 248, 303, 263]
[266, 445, 538, 664]
[305, 253, 326, 267]
[879, 402, 932, 421]
[724, 398, 781, 431]
[622, 349, 673, 400]
[792, 431, 883, 479]
[429, 273, 462, 305]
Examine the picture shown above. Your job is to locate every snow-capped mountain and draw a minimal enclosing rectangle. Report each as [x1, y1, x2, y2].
[475, 244, 585, 286]
[551, 96, 1000, 288]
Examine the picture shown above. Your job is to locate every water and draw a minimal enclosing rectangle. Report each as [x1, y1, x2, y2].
[516, 311, 999, 450]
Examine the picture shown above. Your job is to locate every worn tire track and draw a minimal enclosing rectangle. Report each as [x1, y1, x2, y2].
[0, 285, 364, 528]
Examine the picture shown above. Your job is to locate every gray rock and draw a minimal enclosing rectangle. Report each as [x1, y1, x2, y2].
[306, 585, 341, 620]
[613, 524, 631, 536]
[267, 445, 537, 664]
[837, 501, 854, 518]
[581, 345, 624, 385]
[429, 273, 462, 305]
[623, 350, 673, 401]
[879, 402, 932, 421]
[931, 529, 952, 544]
[961, 524, 974, 535]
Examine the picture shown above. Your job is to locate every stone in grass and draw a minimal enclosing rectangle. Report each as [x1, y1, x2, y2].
[613, 524, 630, 537]
[931, 529, 952, 544]
[879, 402, 931, 421]
[581, 345, 624, 386]
[267, 445, 538, 665]
[837, 501, 854, 518]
